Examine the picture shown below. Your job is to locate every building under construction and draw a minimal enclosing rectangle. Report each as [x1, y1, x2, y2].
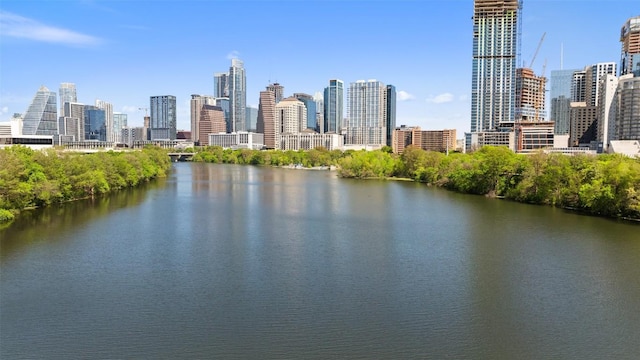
[515, 67, 547, 122]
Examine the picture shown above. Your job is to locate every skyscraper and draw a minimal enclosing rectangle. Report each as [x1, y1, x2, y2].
[293, 93, 317, 131]
[620, 16, 640, 77]
[229, 59, 246, 132]
[113, 113, 128, 143]
[276, 97, 307, 135]
[150, 95, 177, 140]
[59, 83, 77, 114]
[550, 69, 579, 135]
[257, 89, 276, 149]
[615, 75, 640, 140]
[22, 86, 58, 136]
[245, 106, 258, 132]
[386, 84, 397, 146]
[470, 0, 519, 133]
[214, 72, 229, 98]
[84, 105, 106, 141]
[95, 100, 114, 142]
[267, 83, 285, 104]
[345, 79, 387, 146]
[191, 94, 215, 144]
[323, 79, 343, 134]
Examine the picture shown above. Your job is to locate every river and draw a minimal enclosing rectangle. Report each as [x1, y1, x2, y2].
[1, 162, 639, 359]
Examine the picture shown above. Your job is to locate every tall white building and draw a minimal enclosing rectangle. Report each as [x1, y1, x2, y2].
[59, 83, 77, 114]
[345, 79, 387, 146]
[597, 74, 619, 150]
[229, 59, 246, 132]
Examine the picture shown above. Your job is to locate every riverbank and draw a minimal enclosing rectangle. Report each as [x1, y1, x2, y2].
[0, 146, 171, 226]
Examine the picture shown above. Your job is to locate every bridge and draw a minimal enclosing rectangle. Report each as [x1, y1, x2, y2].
[167, 152, 195, 162]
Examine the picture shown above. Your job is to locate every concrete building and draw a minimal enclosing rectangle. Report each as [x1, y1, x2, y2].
[150, 95, 177, 140]
[467, 131, 515, 152]
[620, 16, 640, 77]
[208, 132, 264, 150]
[392, 126, 456, 154]
[596, 74, 619, 151]
[1, 116, 54, 149]
[278, 132, 344, 151]
[59, 102, 85, 141]
[121, 126, 146, 148]
[345, 79, 387, 146]
[257, 89, 277, 149]
[569, 102, 597, 147]
[515, 67, 547, 122]
[515, 121, 555, 153]
[275, 97, 307, 136]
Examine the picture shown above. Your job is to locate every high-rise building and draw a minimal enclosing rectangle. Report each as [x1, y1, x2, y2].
[550, 69, 580, 135]
[191, 94, 215, 144]
[620, 16, 640, 77]
[59, 83, 77, 114]
[229, 59, 246, 132]
[245, 106, 258, 132]
[391, 126, 456, 154]
[515, 68, 547, 122]
[345, 80, 387, 146]
[95, 100, 114, 142]
[257, 89, 276, 149]
[22, 86, 58, 136]
[323, 79, 343, 134]
[215, 97, 231, 133]
[83, 105, 106, 141]
[267, 83, 285, 104]
[150, 95, 177, 140]
[214, 72, 229, 98]
[113, 113, 128, 143]
[569, 63, 617, 147]
[293, 93, 317, 131]
[470, 0, 519, 133]
[59, 102, 84, 141]
[198, 105, 225, 146]
[275, 97, 307, 138]
[385, 84, 397, 146]
[314, 91, 324, 133]
[615, 74, 640, 140]
[596, 74, 619, 150]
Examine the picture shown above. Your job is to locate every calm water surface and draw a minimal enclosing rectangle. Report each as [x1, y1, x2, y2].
[1, 162, 640, 359]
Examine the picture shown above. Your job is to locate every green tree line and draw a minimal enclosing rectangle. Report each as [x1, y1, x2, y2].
[0, 146, 171, 224]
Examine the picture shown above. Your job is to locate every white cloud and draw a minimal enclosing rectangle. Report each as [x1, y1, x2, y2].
[1, 106, 8, 114]
[397, 91, 415, 101]
[226, 50, 240, 60]
[0, 11, 101, 46]
[121, 106, 139, 113]
[426, 93, 454, 104]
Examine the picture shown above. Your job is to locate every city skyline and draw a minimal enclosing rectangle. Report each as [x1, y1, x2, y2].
[0, 1, 636, 137]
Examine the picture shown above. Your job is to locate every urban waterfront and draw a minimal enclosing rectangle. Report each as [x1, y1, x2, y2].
[1, 163, 640, 359]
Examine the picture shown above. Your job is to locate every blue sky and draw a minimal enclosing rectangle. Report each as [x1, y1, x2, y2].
[0, 0, 636, 136]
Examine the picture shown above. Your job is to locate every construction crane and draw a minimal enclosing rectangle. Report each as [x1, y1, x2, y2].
[138, 107, 149, 116]
[535, 58, 547, 122]
[529, 32, 546, 69]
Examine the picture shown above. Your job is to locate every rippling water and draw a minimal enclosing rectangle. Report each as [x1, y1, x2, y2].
[2, 163, 640, 359]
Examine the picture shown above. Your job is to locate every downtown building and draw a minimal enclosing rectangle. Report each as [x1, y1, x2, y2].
[620, 16, 640, 77]
[467, 0, 519, 152]
[550, 69, 580, 137]
[150, 95, 177, 140]
[257, 86, 277, 149]
[198, 105, 226, 146]
[392, 126, 456, 154]
[323, 79, 343, 134]
[190, 94, 215, 144]
[22, 86, 58, 136]
[229, 59, 246, 132]
[344, 79, 389, 148]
